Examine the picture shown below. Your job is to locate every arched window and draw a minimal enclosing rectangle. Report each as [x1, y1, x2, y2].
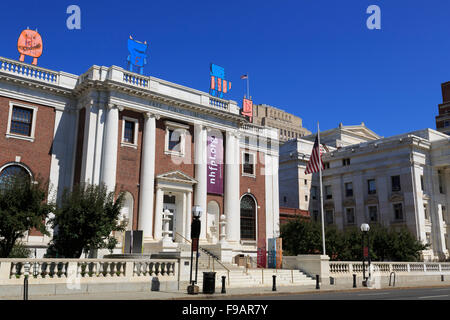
[240, 194, 256, 240]
[0, 164, 32, 187]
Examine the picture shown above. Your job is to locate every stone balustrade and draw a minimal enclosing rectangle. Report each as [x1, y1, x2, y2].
[329, 261, 450, 276]
[0, 258, 177, 284]
[0, 56, 78, 89]
[0, 56, 240, 115]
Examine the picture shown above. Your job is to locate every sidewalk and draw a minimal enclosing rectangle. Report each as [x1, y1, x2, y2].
[2, 278, 450, 300]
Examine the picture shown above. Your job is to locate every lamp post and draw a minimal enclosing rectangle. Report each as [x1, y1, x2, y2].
[188, 205, 202, 294]
[360, 223, 370, 287]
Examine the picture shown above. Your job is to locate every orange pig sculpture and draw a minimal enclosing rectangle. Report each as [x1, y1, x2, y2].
[17, 28, 43, 65]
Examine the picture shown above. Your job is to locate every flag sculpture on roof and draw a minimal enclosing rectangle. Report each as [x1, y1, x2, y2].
[305, 135, 324, 174]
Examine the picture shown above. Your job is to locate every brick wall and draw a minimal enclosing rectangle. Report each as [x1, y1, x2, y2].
[0, 96, 56, 236]
[239, 149, 266, 245]
[115, 110, 145, 230]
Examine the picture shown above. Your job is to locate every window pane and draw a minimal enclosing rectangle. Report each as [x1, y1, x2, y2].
[368, 179, 376, 194]
[346, 208, 355, 224]
[369, 206, 378, 222]
[240, 195, 256, 240]
[392, 176, 401, 191]
[10, 107, 33, 136]
[168, 129, 181, 151]
[243, 153, 254, 175]
[345, 182, 353, 197]
[124, 121, 135, 144]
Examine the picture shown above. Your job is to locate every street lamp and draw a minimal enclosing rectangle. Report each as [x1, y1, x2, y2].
[188, 205, 202, 295]
[360, 223, 370, 287]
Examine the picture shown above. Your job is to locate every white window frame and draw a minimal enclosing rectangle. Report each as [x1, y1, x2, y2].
[121, 116, 139, 149]
[164, 121, 189, 157]
[367, 205, 378, 222]
[241, 150, 256, 177]
[325, 209, 334, 225]
[345, 207, 355, 225]
[393, 202, 404, 221]
[6, 102, 38, 142]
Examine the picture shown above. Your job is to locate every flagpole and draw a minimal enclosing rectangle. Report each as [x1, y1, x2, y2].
[317, 122, 326, 256]
[247, 72, 250, 99]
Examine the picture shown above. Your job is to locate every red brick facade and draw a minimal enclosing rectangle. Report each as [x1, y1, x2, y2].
[240, 149, 266, 246]
[0, 96, 56, 236]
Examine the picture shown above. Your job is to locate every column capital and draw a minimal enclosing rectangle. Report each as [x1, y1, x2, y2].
[107, 103, 124, 111]
[144, 112, 160, 120]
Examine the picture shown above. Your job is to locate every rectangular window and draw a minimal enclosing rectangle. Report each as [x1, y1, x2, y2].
[311, 186, 317, 200]
[325, 185, 332, 200]
[267, 138, 271, 150]
[243, 152, 255, 175]
[420, 175, 424, 192]
[326, 210, 334, 225]
[391, 175, 401, 192]
[305, 195, 308, 202]
[304, 179, 308, 185]
[368, 179, 376, 195]
[10, 106, 33, 136]
[168, 129, 181, 151]
[123, 120, 135, 144]
[438, 170, 445, 194]
[313, 210, 319, 222]
[369, 206, 378, 222]
[393, 203, 403, 221]
[346, 208, 355, 225]
[342, 158, 350, 166]
[323, 162, 330, 169]
[424, 204, 429, 221]
[164, 121, 188, 156]
[345, 182, 353, 197]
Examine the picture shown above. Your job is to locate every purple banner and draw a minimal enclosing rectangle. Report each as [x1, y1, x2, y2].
[207, 133, 224, 195]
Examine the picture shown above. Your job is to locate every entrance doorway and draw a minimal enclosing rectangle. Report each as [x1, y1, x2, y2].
[164, 194, 176, 240]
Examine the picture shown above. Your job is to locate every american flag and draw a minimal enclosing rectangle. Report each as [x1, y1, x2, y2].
[305, 135, 324, 174]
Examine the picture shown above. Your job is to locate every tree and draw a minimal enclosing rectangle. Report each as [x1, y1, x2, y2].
[280, 217, 428, 262]
[386, 227, 428, 261]
[0, 174, 53, 258]
[280, 217, 321, 255]
[47, 183, 126, 258]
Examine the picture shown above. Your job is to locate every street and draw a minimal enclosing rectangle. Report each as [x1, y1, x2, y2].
[210, 285, 450, 300]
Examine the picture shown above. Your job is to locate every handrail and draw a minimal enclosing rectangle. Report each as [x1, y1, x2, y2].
[175, 232, 230, 285]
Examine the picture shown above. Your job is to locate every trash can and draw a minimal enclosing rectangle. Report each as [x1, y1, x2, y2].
[202, 272, 216, 294]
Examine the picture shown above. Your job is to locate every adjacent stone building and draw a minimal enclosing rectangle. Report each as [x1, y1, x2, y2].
[280, 124, 450, 261]
[436, 82, 450, 136]
[0, 56, 280, 261]
[252, 104, 311, 143]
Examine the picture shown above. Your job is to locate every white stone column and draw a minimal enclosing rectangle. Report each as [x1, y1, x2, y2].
[154, 187, 164, 240]
[101, 104, 120, 193]
[180, 192, 187, 241]
[224, 131, 241, 243]
[138, 112, 158, 241]
[186, 191, 192, 241]
[194, 123, 207, 241]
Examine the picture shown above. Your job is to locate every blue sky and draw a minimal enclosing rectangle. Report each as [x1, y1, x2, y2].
[0, 0, 448, 137]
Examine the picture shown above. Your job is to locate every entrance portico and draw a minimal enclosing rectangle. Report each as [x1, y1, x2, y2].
[152, 171, 196, 248]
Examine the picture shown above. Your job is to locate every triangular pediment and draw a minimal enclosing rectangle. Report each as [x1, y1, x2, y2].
[341, 126, 381, 141]
[156, 171, 197, 185]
